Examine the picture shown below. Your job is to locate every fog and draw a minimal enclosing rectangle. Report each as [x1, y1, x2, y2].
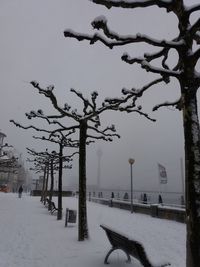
[0, 0, 199, 193]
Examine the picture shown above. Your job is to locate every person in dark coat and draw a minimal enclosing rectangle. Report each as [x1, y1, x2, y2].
[18, 186, 23, 198]
[158, 194, 163, 205]
[143, 193, 147, 204]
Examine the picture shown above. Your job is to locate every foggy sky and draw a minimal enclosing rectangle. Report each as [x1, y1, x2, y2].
[0, 0, 199, 192]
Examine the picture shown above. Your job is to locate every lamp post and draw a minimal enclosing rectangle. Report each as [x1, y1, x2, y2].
[128, 158, 135, 213]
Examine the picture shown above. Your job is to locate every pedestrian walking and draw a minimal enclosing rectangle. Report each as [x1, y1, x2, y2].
[18, 185, 23, 198]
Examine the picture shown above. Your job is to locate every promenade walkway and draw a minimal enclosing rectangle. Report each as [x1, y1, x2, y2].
[0, 193, 185, 267]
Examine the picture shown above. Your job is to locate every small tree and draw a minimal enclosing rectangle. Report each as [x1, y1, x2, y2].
[32, 133, 78, 220]
[64, 0, 200, 263]
[11, 120, 77, 220]
[27, 149, 50, 202]
[27, 148, 57, 202]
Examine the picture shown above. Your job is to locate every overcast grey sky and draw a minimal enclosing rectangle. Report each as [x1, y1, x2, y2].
[0, 0, 199, 192]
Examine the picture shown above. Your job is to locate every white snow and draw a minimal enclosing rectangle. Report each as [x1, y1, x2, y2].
[92, 15, 107, 24]
[0, 193, 185, 267]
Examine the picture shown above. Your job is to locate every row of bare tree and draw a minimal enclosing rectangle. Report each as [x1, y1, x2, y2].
[10, 0, 200, 265]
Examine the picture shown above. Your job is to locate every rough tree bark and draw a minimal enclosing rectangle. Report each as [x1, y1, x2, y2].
[78, 120, 88, 241]
[57, 140, 63, 220]
[48, 158, 54, 211]
[178, 8, 200, 265]
[43, 162, 49, 206]
[182, 89, 200, 266]
[64, 0, 200, 262]
[40, 165, 47, 203]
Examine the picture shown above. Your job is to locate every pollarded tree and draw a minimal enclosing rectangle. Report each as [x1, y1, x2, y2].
[10, 120, 78, 220]
[28, 82, 123, 241]
[27, 154, 48, 201]
[11, 82, 153, 240]
[32, 133, 78, 220]
[27, 146, 74, 218]
[64, 1, 200, 264]
[27, 149, 50, 203]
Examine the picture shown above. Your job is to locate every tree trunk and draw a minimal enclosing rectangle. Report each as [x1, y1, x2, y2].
[182, 91, 200, 267]
[78, 120, 88, 241]
[43, 163, 49, 205]
[40, 165, 47, 202]
[57, 142, 63, 220]
[48, 159, 54, 211]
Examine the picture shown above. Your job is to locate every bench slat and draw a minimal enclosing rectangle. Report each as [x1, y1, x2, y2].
[100, 224, 170, 267]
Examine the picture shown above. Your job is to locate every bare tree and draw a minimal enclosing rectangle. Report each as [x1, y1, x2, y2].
[26, 83, 124, 240]
[11, 81, 153, 240]
[11, 120, 77, 220]
[27, 148, 51, 203]
[64, 0, 200, 264]
[32, 134, 78, 220]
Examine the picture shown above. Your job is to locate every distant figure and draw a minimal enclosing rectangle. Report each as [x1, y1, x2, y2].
[18, 186, 23, 198]
[123, 192, 129, 201]
[143, 193, 147, 204]
[158, 194, 163, 205]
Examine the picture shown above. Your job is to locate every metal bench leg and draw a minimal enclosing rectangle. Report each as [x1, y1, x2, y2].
[104, 247, 131, 264]
[51, 208, 55, 214]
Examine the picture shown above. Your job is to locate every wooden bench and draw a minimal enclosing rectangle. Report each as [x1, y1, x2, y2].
[44, 198, 50, 208]
[43, 199, 62, 215]
[100, 224, 170, 266]
[50, 201, 58, 214]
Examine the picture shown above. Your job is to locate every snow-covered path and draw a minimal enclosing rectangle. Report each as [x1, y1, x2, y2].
[0, 193, 185, 267]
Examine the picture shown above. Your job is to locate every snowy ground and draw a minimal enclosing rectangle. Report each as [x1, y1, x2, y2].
[0, 193, 185, 267]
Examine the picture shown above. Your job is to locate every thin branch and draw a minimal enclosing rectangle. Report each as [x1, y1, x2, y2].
[70, 88, 94, 113]
[152, 97, 182, 111]
[125, 77, 167, 97]
[33, 135, 79, 148]
[120, 107, 156, 122]
[86, 134, 113, 141]
[45, 119, 79, 132]
[66, 151, 79, 158]
[10, 120, 52, 133]
[144, 47, 168, 62]
[64, 27, 183, 50]
[121, 54, 180, 78]
[90, 0, 173, 10]
[87, 125, 120, 139]
[91, 17, 183, 49]
[30, 81, 78, 121]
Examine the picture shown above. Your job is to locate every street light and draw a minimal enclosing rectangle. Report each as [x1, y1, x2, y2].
[128, 158, 135, 213]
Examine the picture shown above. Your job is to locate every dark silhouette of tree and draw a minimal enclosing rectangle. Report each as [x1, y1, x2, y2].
[11, 77, 153, 240]
[28, 146, 74, 218]
[64, 0, 200, 263]
[23, 83, 124, 241]
[11, 120, 77, 220]
[27, 148, 52, 204]
[32, 134, 78, 220]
